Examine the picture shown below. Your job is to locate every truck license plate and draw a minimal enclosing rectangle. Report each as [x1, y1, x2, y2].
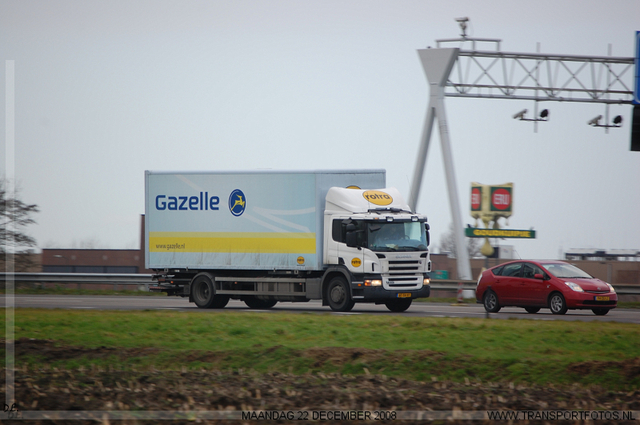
[595, 296, 610, 301]
[397, 293, 411, 298]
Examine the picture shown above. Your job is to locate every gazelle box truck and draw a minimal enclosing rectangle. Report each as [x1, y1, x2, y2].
[145, 170, 431, 312]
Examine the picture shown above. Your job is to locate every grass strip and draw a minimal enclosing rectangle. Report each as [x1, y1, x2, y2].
[2, 309, 639, 390]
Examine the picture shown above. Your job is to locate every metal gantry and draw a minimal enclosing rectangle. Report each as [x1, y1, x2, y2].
[446, 50, 634, 104]
[436, 18, 634, 106]
[410, 21, 635, 281]
[438, 32, 635, 131]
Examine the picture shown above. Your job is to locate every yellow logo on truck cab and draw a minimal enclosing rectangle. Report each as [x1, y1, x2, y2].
[363, 190, 393, 206]
[351, 258, 362, 268]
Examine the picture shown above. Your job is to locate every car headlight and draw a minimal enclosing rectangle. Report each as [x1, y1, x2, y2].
[606, 283, 616, 293]
[564, 281, 584, 292]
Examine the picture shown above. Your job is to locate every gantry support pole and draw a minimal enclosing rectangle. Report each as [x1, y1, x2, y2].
[409, 48, 472, 281]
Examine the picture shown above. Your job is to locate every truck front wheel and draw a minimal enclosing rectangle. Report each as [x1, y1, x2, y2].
[327, 277, 354, 312]
[385, 299, 412, 312]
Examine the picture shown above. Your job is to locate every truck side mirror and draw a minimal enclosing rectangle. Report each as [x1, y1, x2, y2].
[345, 223, 358, 248]
[425, 223, 430, 246]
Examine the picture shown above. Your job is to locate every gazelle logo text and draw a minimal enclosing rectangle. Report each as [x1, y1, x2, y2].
[155, 192, 220, 211]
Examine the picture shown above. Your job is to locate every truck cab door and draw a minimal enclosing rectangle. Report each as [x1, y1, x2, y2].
[342, 222, 365, 274]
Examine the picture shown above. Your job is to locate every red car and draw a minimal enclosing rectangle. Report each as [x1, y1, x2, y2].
[476, 260, 617, 315]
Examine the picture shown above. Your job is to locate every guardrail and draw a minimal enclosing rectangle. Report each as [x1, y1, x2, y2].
[429, 279, 640, 295]
[0, 273, 153, 291]
[1, 273, 639, 295]
[430, 279, 477, 291]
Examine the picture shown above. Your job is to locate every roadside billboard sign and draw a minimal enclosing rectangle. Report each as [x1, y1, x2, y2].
[490, 186, 512, 212]
[465, 227, 536, 239]
[470, 182, 513, 221]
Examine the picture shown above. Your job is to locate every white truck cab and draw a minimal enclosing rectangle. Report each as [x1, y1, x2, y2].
[323, 187, 431, 311]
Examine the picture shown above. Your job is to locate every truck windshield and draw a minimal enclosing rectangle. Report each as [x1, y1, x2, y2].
[367, 222, 428, 252]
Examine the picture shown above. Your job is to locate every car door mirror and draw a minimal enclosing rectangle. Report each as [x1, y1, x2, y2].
[534, 273, 544, 280]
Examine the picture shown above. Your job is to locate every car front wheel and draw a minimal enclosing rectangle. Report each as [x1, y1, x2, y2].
[549, 293, 568, 315]
[483, 290, 501, 313]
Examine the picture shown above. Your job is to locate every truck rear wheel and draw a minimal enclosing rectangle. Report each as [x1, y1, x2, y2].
[327, 276, 354, 312]
[244, 298, 277, 309]
[385, 299, 412, 312]
[192, 273, 226, 309]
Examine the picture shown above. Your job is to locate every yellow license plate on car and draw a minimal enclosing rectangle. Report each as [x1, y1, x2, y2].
[397, 293, 411, 298]
[595, 296, 610, 301]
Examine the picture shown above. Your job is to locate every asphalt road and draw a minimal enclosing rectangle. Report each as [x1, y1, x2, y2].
[3, 294, 640, 323]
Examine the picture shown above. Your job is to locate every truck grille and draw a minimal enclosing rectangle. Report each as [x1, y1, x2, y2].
[389, 260, 421, 272]
[384, 260, 423, 289]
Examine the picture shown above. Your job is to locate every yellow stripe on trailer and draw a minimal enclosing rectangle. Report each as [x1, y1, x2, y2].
[149, 232, 316, 253]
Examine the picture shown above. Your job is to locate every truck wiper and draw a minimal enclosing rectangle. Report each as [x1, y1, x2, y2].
[368, 207, 412, 214]
[374, 246, 398, 252]
[398, 246, 420, 251]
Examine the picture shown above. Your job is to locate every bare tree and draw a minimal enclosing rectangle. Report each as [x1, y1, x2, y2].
[438, 223, 481, 258]
[1, 179, 39, 271]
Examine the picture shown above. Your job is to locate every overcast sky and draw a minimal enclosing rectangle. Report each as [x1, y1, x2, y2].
[1, 0, 639, 260]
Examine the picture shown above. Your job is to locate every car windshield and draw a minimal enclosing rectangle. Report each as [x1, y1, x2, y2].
[541, 263, 592, 279]
[367, 221, 428, 252]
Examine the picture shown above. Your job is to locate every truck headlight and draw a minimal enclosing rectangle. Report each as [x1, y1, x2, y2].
[424, 278, 430, 285]
[364, 279, 382, 286]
